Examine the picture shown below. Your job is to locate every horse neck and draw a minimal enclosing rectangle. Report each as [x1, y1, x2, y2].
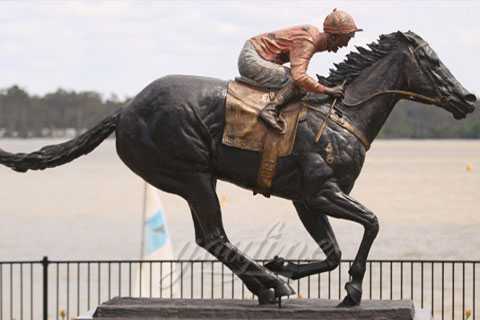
[343, 50, 407, 144]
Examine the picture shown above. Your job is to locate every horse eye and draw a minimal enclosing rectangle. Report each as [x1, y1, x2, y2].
[428, 57, 440, 67]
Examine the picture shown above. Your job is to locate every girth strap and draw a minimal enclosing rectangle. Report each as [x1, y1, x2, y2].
[307, 105, 371, 151]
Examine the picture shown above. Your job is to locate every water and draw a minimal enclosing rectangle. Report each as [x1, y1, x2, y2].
[0, 139, 478, 261]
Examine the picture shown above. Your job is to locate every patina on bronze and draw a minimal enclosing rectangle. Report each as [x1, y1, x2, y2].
[240, 9, 360, 133]
[223, 80, 306, 195]
[223, 81, 304, 156]
[0, 31, 476, 307]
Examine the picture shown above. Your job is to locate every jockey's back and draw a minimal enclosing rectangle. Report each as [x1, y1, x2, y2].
[249, 25, 323, 65]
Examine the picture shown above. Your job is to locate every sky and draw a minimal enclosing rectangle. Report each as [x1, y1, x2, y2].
[0, 0, 479, 98]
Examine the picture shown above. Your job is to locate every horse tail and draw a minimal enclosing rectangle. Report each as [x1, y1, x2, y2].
[0, 109, 122, 173]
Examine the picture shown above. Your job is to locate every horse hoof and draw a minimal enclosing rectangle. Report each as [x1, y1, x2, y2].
[258, 288, 276, 305]
[265, 256, 285, 272]
[274, 281, 295, 298]
[337, 295, 357, 307]
[257, 281, 295, 305]
[337, 281, 362, 307]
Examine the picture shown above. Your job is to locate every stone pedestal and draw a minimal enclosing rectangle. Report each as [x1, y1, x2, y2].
[86, 297, 416, 320]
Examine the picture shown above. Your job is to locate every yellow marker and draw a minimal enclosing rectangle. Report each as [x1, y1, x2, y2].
[465, 308, 472, 319]
[466, 163, 473, 172]
[219, 194, 229, 207]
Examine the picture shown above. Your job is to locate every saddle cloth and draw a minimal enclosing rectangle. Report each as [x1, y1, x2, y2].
[222, 80, 305, 156]
[222, 80, 306, 196]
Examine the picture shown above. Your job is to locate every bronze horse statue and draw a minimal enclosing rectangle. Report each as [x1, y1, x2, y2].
[0, 31, 476, 306]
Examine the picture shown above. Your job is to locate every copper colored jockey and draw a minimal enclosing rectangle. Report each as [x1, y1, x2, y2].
[238, 9, 362, 132]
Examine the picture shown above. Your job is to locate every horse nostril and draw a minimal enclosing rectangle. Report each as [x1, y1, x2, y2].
[464, 93, 477, 102]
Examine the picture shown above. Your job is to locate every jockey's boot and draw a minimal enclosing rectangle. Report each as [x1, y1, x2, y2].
[259, 82, 305, 134]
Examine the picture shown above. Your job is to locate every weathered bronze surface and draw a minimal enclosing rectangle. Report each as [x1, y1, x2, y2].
[0, 31, 476, 307]
[223, 81, 306, 195]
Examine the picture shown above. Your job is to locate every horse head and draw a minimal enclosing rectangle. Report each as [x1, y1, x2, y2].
[314, 31, 477, 143]
[398, 31, 476, 119]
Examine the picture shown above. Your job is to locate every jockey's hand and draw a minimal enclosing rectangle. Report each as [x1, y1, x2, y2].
[324, 85, 344, 98]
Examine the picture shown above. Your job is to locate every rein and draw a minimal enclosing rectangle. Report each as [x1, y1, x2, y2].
[311, 87, 443, 150]
[311, 41, 444, 150]
[342, 89, 445, 107]
[342, 41, 445, 108]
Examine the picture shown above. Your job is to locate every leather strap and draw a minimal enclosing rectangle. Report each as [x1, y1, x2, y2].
[308, 105, 370, 151]
[254, 105, 306, 197]
[255, 132, 280, 197]
[254, 103, 369, 197]
[315, 97, 338, 143]
[342, 89, 443, 108]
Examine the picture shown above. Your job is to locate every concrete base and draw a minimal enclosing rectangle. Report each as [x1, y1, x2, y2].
[90, 297, 416, 319]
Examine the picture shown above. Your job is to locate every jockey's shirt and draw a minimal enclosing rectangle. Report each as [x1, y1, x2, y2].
[249, 25, 328, 93]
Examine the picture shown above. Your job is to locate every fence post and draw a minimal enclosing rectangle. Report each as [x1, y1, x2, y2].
[42, 256, 49, 320]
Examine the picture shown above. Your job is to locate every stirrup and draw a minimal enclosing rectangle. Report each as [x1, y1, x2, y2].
[259, 108, 287, 134]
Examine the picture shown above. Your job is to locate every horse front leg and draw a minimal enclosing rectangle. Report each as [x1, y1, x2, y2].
[306, 180, 379, 307]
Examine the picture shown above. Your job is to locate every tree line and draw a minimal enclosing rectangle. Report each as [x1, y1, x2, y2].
[0, 85, 126, 138]
[380, 99, 480, 139]
[0, 85, 478, 139]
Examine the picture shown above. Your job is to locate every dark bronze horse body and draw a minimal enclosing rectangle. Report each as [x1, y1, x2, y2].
[0, 31, 476, 306]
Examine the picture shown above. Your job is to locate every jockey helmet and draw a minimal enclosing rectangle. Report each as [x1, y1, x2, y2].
[323, 9, 363, 34]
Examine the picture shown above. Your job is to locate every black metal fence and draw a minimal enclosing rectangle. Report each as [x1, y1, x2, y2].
[0, 258, 477, 320]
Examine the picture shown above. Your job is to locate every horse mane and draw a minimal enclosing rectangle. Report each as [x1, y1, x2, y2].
[317, 31, 407, 87]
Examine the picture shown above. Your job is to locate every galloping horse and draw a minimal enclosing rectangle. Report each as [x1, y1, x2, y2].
[0, 31, 476, 306]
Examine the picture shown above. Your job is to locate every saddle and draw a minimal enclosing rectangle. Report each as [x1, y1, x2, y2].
[222, 80, 306, 196]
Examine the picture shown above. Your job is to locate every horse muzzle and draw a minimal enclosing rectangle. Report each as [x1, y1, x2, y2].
[445, 95, 476, 119]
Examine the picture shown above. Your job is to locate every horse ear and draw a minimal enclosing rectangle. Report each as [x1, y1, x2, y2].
[396, 31, 415, 45]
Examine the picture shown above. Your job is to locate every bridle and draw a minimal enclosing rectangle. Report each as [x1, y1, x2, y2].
[341, 41, 447, 108]
[312, 40, 448, 151]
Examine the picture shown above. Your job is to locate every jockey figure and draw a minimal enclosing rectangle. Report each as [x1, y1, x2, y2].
[237, 9, 362, 132]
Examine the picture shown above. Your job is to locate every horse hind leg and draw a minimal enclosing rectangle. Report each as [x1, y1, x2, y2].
[185, 173, 295, 304]
[117, 124, 295, 303]
[264, 201, 341, 280]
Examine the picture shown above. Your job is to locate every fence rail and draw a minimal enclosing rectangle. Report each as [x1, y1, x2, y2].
[0, 258, 477, 320]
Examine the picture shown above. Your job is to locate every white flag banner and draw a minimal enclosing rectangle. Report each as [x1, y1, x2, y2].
[134, 183, 176, 298]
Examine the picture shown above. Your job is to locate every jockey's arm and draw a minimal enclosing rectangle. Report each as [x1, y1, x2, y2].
[290, 40, 327, 94]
